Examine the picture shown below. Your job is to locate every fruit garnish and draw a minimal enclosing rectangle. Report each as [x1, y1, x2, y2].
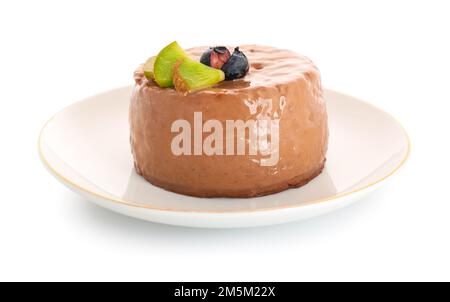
[143, 56, 156, 79]
[154, 41, 188, 87]
[173, 58, 225, 94]
[200, 46, 231, 69]
[221, 47, 249, 80]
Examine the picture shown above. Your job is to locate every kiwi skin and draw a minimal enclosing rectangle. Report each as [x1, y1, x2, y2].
[173, 58, 225, 94]
[173, 60, 189, 93]
[153, 41, 188, 87]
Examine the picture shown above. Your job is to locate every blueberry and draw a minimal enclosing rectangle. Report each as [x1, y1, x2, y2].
[200, 47, 213, 66]
[212, 46, 229, 54]
[221, 47, 249, 80]
[200, 46, 231, 69]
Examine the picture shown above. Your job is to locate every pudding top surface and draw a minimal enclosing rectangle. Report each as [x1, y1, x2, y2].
[135, 45, 320, 94]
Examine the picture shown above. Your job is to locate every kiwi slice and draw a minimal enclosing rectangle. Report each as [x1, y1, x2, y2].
[173, 58, 225, 94]
[154, 41, 188, 87]
[143, 56, 156, 79]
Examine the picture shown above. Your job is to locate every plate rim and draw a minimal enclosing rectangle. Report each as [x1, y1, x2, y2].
[38, 87, 411, 214]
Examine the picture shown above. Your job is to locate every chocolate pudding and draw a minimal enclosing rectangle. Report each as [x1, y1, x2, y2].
[130, 45, 328, 197]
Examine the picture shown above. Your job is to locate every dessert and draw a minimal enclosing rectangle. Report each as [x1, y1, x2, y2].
[130, 42, 328, 197]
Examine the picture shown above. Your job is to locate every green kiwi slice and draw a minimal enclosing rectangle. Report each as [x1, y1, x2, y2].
[143, 56, 156, 79]
[153, 41, 188, 87]
[173, 58, 225, 94]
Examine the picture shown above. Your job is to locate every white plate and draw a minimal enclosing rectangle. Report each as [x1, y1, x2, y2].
[39, 87, 410, 228]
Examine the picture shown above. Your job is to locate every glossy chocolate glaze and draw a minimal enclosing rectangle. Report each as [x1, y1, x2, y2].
[130, 45, 328, 197]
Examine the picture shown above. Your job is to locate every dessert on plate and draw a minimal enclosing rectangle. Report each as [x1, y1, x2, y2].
[130, 41, 328, 197]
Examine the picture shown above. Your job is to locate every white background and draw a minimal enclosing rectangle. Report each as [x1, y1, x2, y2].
[1, 0, 449, 281]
